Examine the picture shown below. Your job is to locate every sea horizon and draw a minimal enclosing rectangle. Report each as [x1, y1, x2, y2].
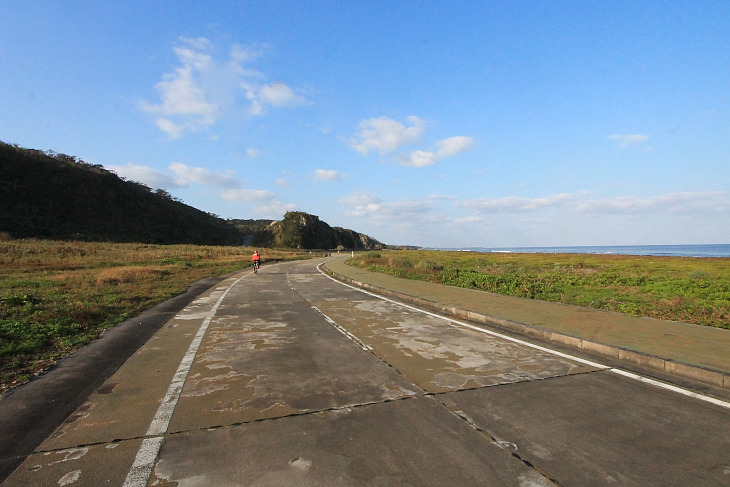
[426, 243, 730, 258]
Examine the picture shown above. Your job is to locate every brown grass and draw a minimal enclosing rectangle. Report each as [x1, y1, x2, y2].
[0, 239, 313, 392]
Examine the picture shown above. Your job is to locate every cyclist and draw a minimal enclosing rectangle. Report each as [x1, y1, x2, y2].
[252, 250, 261, 273]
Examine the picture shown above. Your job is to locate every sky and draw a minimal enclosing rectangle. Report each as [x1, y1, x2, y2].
[2, 1, 729, 248]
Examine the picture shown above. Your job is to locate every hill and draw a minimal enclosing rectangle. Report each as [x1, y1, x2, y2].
[229, 212, 383, 250]
[0, 141, 241, 245]
[0, 141, 383, 249]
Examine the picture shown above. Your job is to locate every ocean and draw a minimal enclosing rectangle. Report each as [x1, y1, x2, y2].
[433, 244, 730, 258]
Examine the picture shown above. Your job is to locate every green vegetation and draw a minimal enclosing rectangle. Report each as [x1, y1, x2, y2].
[0, 239, 310, 392]
[232, 212, 383, 250]
[349, 250, 730, 329]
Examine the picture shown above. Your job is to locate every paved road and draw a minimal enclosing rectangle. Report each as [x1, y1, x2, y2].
[4, 258, 730, 486]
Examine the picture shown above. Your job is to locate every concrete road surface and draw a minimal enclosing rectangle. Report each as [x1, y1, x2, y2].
[4, 258, 730, 486]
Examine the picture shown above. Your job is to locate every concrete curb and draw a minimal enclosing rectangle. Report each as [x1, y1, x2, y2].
[324, 266, 730, 390]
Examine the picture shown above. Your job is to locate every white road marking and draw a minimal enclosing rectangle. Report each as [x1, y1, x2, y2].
[311, 305, 373, 351]
[318, 264, 730, 410]
[122, 273, 249, 487]
[122, 437, 164, 487]
[610, 368, 730, 409]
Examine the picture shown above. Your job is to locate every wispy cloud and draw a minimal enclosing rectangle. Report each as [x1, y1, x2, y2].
[110, 161, 242, 189]
[312, 169, 347, 182]
[349, 116, 425, 155]
[140, 37, 309, 138]
[428, 194, 457, 201]
[168, 162, 241, 188]
[578, 191, 728, 215]
[457, 191, 729, 216]
[457, 193, 575, 213]
[334, 188, 730, 248]
[106, 161, 289, 216]
[340, 192, 383, 216]
[245, 148, 261, 158]
[340, 191, 433, 217]
[609, 134, 650, 149]
[454, 215, 485, 224]
[220, 188, 276, 202]
[107, 162, 181, 188]
[254, 201, 298, 219]
[398, 136, 475, 168]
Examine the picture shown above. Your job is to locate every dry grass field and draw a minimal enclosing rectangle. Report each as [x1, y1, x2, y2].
[0, 238, 310, 392]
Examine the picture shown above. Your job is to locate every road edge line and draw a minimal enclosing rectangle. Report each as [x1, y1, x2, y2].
[318, 263, 730, 410]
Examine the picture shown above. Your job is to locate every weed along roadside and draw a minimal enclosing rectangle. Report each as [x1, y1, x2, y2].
[3, 243, 727, 393]
[0, 240, 310, 393]
[349, 250, 730, 330]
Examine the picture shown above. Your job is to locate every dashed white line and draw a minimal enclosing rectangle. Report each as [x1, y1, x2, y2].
[318, 264, 730, 411]
[312, 305, 373, 351]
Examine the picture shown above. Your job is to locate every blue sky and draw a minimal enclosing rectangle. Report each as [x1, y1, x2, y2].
[2, 1, 729, 247]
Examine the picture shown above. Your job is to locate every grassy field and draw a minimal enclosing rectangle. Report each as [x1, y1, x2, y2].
[4, 242, 728, 393]
[0, 238, 310, 392]
[349, 250, 730, 330]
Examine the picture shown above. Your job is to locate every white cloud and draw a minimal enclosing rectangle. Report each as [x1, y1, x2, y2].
[168, 162, 241, 188]
[454, 216, 485, 224]
[173, 38, 212, 69]
[398, 136, 475, 167]
[337, 189, 729, 248]
[254, 201, 298, 219]
[398, 149, 438, 168]
[229, 43, 264, 65]
[139, 38, 220, 138]
[153, 118, 185, 139]
[109, 161, 246, 191]
[578, 191, 728, 215]
[261, 82, 308, 107]
[245, 148, 261, 158]
[349, 116, 425, 155]
[246, 82, 309, 115]
[312, 169, 347, 182]
[140, 37, 309, 137]
[456, 191, 729, 217]
[348, 115, 472, 168]
[437, 136, 475, 157]
[609, 134, 650, 149]
[340, 191, 434, 218]
[458, 193, 575, 213]
[340, 192, 384, 216]
[385, 199, 434, 215]
[220, 188, 276, 202]
[107, 162, 181, 188]
[107, 160, 298, 217]
[429, 194, 457, 201]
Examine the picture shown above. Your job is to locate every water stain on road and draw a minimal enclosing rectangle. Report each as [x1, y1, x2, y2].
[310, 297, 594, 393]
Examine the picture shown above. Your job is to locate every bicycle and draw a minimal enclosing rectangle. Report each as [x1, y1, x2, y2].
[253, 260, 260, 273]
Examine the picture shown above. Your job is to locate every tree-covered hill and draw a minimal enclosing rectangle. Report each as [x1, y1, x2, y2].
[0, 142, 384, 249]
[0, 141, 241, 245]
[230, 212, 383, 250]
